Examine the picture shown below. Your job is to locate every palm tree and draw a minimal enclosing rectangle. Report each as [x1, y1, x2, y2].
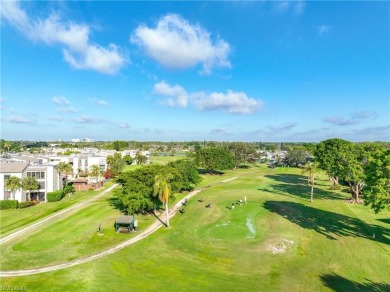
[301, 161, 318, 203]
[153, 174, 173, 228]
[57, 162, 73, 188]
[89, 164, 102, 181]
[22, 176, 39, 201]
[5, 176, 22, 200]
[3, 141, 12, 152]
[135, 152, 147, 165]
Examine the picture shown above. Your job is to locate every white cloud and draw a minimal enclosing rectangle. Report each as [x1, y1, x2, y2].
[72, 115, 105, 123]
[317, 25, 332, 36]
[8, 115, 35, 124]
[191, 90, 262, 114]
[323, 116, 358, 126]
[1, 1, 127, 74]
[52, 96, 70, 105]
[324, 111, 377, 126]
[131, 14, 231, 74]
[118, 123, 130, 128]
[48, 115, 64, 122]
[267, 122, 297, 132]
[153, 81, 188, 107]
[153, 81, 263, 114]
[88, 98, 109, 106]
[58, 106, 77, 113]
[275, 1, 305, 15]
[351, 111, 377, 120]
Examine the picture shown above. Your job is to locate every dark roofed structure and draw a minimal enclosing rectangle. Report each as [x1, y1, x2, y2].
[115, 215, 134, 233]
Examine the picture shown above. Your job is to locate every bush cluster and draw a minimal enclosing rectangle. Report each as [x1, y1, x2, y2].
[19, 201, 36, 208]
[47, 190, 65, 202]
[0, 200, 19, 210]
[47, 185, 76, 202]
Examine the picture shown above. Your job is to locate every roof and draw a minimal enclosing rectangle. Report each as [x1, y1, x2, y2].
[0, 162, 30, 173]
[115, 215, 134, 224]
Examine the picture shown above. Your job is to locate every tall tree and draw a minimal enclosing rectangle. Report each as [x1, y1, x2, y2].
[22, 176, 39, 201]
[153, 174, 173, 227]
[225, 142, 258, 168]
[195, 147, 234, 174]
[315, 138, 365, 202]
[5, 176, 22, 200]
[301, 162, 318, 202]
[135, 152, 147, 165]
[107, 153, 125, 177]
[314, 138, 351, 185]
[285, 146, 309, 167]
[4, 141, 12, 152]
[362, 146, 390, 213]
[57, 162, 73, 188]
[89, 164, 102, 181]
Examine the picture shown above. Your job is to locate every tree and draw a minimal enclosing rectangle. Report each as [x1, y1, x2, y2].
[5, 176, 22, 200]
[314, 138, 351, 185]
[301, 162, 318, 203]
[107, 153, 125, 177]
[225, 142, 258, 168]
[89, 164, 103, 181]
[22, 176, 39, 201]
[123, 155, 133, 165]
[315, 138, 365, 202]
[4, 141, 12, 152]
[285, 146, 309, 167]
[57, 162, 73, 188]
[195, 147, 234, 174]
[153, 174, 173, 228]
[135, 152, 147, 165]
[362, 147, 390, 213]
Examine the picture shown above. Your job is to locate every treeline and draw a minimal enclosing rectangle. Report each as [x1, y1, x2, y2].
[114, 159, 201, 215]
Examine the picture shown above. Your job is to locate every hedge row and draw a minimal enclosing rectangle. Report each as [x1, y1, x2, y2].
[0, 200, 39, 210]
[47, 185, 75, 202]
[19, 201, 36, 208]
[47, 190, 65, 202]
[0, 200, 19, 210]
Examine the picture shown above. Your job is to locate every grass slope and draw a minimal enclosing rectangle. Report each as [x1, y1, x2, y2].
[1, 165, 389, 291]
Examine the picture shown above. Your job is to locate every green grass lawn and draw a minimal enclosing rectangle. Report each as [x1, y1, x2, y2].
[0, 180, 114, 237]
[1, 165, 389, 291]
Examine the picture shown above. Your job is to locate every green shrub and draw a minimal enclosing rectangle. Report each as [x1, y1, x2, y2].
[19, 201, 35, 208]
[0, 200, 19, 210]
[63, 185, 75, 196]
[47, 190, 65, 202]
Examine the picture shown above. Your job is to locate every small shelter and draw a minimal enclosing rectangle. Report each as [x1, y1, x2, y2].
[115, 215, 134, 233]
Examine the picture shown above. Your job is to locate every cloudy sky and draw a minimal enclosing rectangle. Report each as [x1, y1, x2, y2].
[1, 1, 389, 142]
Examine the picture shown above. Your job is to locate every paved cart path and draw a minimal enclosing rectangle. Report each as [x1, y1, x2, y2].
[0, 177, 237, 277]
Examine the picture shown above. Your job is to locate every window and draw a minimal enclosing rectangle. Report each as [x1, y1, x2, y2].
[27, 172, 45, 179]
[38, 181, 45, 189]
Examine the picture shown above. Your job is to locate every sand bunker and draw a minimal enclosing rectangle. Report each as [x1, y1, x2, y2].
[268, 238, 294, 254]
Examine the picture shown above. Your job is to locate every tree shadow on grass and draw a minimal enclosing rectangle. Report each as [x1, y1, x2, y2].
[259, 183, 346, 201]
[377, 218, 390, 225]
[320, 273, 390, 291]
[107, 197, 127, 214]
[263, 201, 390, 245]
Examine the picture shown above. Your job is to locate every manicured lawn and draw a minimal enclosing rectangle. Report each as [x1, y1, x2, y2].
[0, 180, 114, 237]
[1, 165, 389, 291]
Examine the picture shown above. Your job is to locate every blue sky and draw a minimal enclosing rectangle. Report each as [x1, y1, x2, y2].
[1, 1, 389, 142]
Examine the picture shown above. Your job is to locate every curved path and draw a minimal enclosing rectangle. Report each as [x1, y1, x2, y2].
[0, 177, 237, 277]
